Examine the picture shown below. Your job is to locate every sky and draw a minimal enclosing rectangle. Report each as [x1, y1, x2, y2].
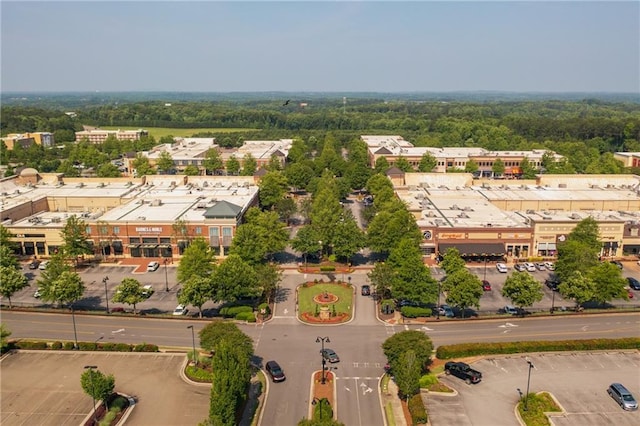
[1, 1, 639, 93]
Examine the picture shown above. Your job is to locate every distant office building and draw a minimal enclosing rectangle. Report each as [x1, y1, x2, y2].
[75, 128, 148, 144]
[2, 132, 54, 150]
[614, 152, 640, 169]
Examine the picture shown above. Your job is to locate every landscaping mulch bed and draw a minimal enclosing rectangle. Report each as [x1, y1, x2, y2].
[84, 393, 129, 426]
[312, 371, 335, 409]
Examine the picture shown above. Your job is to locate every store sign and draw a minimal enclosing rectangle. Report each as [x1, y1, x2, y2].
[440, 233, 464, 239]
[136, 227, 162, 233]
[422, 230, 433, 240]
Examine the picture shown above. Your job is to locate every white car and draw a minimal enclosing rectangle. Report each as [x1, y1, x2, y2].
[496, 263, 508, 273]
[33, 289, 41, 298]
[38, 261, 49, 270]
[544, 261, 555, 271]
[142, 285, 154, 297]
[146, 261, 160, 272]
[514, 263, 526, 272]
[172, 305, 188, 316]
[524, 262, 536, 272]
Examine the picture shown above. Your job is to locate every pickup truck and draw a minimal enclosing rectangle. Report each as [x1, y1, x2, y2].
[444, 361, 482, 384]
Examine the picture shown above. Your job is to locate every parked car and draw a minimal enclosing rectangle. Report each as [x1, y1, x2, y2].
[172, 305, 188, 316]
[434, 304, 454, 318]
[607, 383, 638, 411]
[496, 263, 508, 273]
[628, 290, 634, 299]
[482, 280, 492, 291]
[444, 361, 482, 384]
[33, 289, 41, 298]
[265, 360, 286, 382]
[609, 260, 623, 270]
[142, 285, 154, 297]
[28, 260, 41, 269]
[38, 260, 49, 270]
[321, 348, 340, 363]
[361, 285, 371, 296]
[627, 277, 640, 291]
[514, 263, 526, 272]
[544, 261, 555, 270]
[524, 262, 536, 272]
[534, 262, 546, 271]
[147, 261, 160, 272]
[545, 279, 560, 292]
[502, 305, 520, 315]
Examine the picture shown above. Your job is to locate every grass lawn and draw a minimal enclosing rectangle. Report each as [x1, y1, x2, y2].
[298, 283, 353, 316]
[518, 392, 562, 426]
[100, 126, 260, 139]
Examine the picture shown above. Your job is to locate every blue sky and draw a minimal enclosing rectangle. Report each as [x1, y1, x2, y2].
[1, 1, 638, 93]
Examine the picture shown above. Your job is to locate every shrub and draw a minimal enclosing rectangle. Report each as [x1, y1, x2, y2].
[401, 306, 432, 318]
[133, 343, 159, 352]
[220, 305, 253, 318]
[100, 342, 117, 351]
[63, 341, 75, 350]
[408, 393, 428, 425]
[78, 342, 98, 351]
[258, 303, 270, 315]
[235, 311, 256, 322]
[246, 314, 256, 323]
[115, 343, 133, 352]
[312, 398, 333, 420]
[15, 340, 48, 350]
[99, 410, 117, 426]
[320, 266, 335, 272]
[185, 365, 213, 382]
[419, 374, 439, 388]
[51, 341, 63, 350]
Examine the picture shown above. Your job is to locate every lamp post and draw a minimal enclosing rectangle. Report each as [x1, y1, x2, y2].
[84, 365, 98, 425]
[102, 276, 109, 314]
[311, 397, 324, 421]
[517, 388, 524, 405]
[483, 256, 488, 281]
[550, 288, 556, 314]
[524, 360, 534, 411]
[71, 301, 79, 350]
[436, 280, 442, 320]
[187, 325, 196, 365]
[163, 258, 169, 292]
[316, 336, 330, 384]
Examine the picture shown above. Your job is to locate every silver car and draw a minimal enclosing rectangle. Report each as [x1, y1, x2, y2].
[608, 383, 638, 411]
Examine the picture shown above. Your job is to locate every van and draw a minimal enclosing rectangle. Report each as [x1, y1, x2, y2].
[607, 383, 638, 411]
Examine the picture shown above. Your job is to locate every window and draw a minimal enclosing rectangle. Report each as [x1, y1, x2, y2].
[85, 227, 91, 235]
[99, 226, 108, 235]
[195, 227, 202, 235]
[113, 226, 120, 234]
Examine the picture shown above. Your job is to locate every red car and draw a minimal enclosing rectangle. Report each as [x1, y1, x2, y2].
[482, 280, 492, 291]
[628, 290, 634, 299]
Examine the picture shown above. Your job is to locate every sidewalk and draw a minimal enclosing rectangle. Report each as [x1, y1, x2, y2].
[382, 377, 408, 426]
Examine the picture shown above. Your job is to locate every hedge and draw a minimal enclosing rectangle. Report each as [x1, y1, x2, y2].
[235, 311, 256, 322]
[219, 305, 253, 317]
[185, 365, 214, 382]
[436, 338, 640, 359]
[133, 343, 159, 352]
[320, 266, 335, 272]
[401, 306, 432, 318]
[418, 374, 439, 388]
[9, 340, 158, 353]
[408, 393, 428, 425]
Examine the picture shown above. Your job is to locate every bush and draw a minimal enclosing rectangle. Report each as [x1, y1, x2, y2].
[220, 305, 253, 318]
[419, 374, 439, 388]
[100, 342, 117, 351]
[401, 306, 432, 318]
[78, 342, 98, 351]
[436, 337, 640, 359]
[51, 341, 63, 350]
[235, 311, 256, 322]
[115, 343, 133, 352]
[408, 393, 428, 425]
[99, 410, 117, 426]
[14, 340, 48, 350]
[312, 398, 333, 420]
[185, 365, 213, 382]
[63, 341, 75, 350]
[258, 303, 270, 315]
[320, 266, 336, 272]
[133, 343, 159, 352]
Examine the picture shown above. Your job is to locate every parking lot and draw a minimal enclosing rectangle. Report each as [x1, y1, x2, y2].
[0, 351, 210, 426]
[424, 351, 640, 426]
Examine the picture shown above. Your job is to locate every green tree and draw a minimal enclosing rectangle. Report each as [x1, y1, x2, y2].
[255, 262, 282, 304]
[568, 216, 600, 247]
[183, 164, 201, 176]
[226, 155, 241, 175]
[394, 349, 421, 399]
[259, 171, 289, 210]
[36, 253, 72, 294]
[112, 278, 146, 314]
[274, 197, 297, 225]
[209, 339, 252, 426]
[60, 215, 93, 266]
[444, 269, 483, 318]
[177, 238, 217, 284]
[199, 321, 253, 355]
[80, 368, 115, 411]
[288, 138, 309, 163]
[241, 153, 257, 176]
[492, 158, 505, 176]
[368, 262, 395, 300]
[0, 245, 19, 269]
[394, 156, 413, 172]
[464, 159, 479, 174]
[555, 218, 601, 283]
[589, 262, 628, 305]
[367, 208, 422, 255]
[382, 330, 433, 374]
[418, 152, 437, 172]
[374, 156, 390, 174]
[203, 148, 224, 175]
[96, 163, 122, 178]
[212, 254, 260, 303]
[132, 153, 155, 176]
[331, 210, 366, 263]
[267, 154, 282, 171]
[291, 225, 321, 267]
[520, 157, 537, 179]
[39, 270, 85, 309]
[156, 151, 174, 174]
[285, 162, 315, 192]
[440, 248, 466, 275]
[230, 209, 288, 265]
[501, 272, 544, 311]
[57, 160, 80, 177]
[0, 266, 29, 308]
[558, 271, 596, 310]
[388, 239, 437, 305]
[178, 276, 214, 318]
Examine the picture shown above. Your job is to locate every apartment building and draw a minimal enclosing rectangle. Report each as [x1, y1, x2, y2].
[2, 132, 55, 150]
[75, 128, 148, 144]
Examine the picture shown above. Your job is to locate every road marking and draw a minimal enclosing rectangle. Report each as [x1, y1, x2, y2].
[283, 308, 289, 315]
[272, 316, 296, 319]
[344, 386, 351, 392]
[581, 326, 589, 331]
[499, 322, 519, 328]
[337, 377, 380, 380]
[421, 326, 434, 331]
[360, 382, 373, 395]
[111, 328, 125, 334]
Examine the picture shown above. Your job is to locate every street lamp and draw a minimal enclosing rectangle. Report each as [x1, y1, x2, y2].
[524, 360, 534, 411]
[102, 276, 109, 314]
[316, 336, 330, 384]
[550, 288, 556, 314]
[163, 258, 169, 292]
[517, 388, 524, 405]
[84, 365, 98, 425]
[71, 301, 79, 350]
[311, 397, 325, 421]
[436, 279, 442, 320]
[187, 325, 196, 365]
[483, 256, 488, 281]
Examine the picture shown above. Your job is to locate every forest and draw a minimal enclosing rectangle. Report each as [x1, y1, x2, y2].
[2, 95, 640, 177]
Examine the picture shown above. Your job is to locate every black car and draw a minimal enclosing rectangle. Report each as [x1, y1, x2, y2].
[545, 279, 560, 292]
[361, 285, 371, 296]
[628, 277, 640, 291]
[444, 361, 482, 384]
[609, 260, 623, 270]
[28, 260, 40, 269]
[265, 360, 286, 382]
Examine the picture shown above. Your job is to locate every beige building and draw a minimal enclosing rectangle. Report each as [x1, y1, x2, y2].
[614, 152, 640, 169]
[2, 132, 54, 150]
[75, 128, 148, 144]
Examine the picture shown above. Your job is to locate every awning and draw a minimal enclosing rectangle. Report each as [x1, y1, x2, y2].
[538, 243, 548, 250]
[127, 244, 140, 248]
[141, 244, 158, 249]
[158, 244, 172, 249]
[438, 242, 505, 256]
[547, 243, 557, 250]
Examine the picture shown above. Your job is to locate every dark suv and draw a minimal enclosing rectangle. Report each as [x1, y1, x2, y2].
[444, 361, 482, 384]
[545, 279, 560, 292]
[265, 360, 286, 382]
[627, 277, 640, 291]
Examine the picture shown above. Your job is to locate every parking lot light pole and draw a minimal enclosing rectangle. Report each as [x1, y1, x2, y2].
[163, 258, 169, 292]
[102, 276, 109, 313]
[517, 388, 524, 405]
[84, 365, 98, 425]
[187, 325, 196, 365]
[71, 302, 79, 350]
[483, 256, 488, 280]
[524, 361, 534, 411]
[316, 336, 330, 384]
[436, 280, 441, 320]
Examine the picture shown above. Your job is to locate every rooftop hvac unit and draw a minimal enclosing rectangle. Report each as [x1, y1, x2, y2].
[151, 199, 162, 206]
[51, 217, 61, 223]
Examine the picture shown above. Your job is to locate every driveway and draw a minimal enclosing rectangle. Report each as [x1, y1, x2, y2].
[424, 351, 640, 426]
[0, 351, 209, 426]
